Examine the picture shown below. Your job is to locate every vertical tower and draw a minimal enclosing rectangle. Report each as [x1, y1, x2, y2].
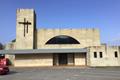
[16, 9, 36, 49]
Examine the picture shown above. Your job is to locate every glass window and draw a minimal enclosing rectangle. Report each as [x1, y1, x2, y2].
[94, 52, 97, 58]
[99, 52, 103, 58]
[46, 35, 80, 44]
[114, 51, 118, 58]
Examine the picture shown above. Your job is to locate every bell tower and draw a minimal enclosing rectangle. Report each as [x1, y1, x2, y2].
[16, 9, 36, 49]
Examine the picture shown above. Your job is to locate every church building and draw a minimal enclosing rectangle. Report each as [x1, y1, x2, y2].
[0, 9, 120, 67]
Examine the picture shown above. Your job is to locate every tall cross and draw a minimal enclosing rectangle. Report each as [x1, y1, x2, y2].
[19, 18, 31, 37]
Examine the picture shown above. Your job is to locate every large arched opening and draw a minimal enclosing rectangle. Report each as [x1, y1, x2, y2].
[45, 35, 80, 44]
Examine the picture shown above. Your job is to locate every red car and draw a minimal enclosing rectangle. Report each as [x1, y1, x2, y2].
[0, 65, 9, 75]
[0, 55, 9, 75]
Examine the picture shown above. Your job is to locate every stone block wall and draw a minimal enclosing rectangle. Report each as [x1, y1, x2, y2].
[89, 45, 120, 67]
[36, 28, 100, 49]
[14, 54, 53, 67]
[74, 53, 86, 66]
[16, 9, 36, 49]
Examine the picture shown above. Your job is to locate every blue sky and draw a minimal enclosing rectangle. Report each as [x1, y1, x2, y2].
[0, 0, 120, 44]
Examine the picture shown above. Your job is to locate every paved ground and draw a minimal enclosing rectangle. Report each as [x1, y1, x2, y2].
[1, 67, 120, 80]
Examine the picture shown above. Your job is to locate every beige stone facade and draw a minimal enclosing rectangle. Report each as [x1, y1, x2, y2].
[88, 45, 120, 67]
[16, 9, 36, 49]
[37, 29, 100, 49]
[4, 9, 120, 67]
[14, 54, 53, 67]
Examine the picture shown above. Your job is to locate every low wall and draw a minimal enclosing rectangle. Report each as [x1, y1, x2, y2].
[74, 53, 86, 66]
[14, 54, 53, 67]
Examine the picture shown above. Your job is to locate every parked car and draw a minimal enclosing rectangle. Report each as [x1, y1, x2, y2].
[0, 65, 9, 75]
[0, 56, 9, 75]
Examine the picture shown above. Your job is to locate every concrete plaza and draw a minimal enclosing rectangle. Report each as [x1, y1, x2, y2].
[0, 67, 120, 80]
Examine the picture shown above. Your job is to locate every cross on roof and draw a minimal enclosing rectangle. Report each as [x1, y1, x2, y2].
[19, 18, 31, 37]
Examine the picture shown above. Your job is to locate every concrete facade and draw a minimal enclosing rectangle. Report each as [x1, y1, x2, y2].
[88, 45, 120, 67]
[74, 53, 86, 66]
[14, 54, 53, 67]
[36, 29, 100, 49]
[16, 9, 36, 49]
[4, 9, 120, 67]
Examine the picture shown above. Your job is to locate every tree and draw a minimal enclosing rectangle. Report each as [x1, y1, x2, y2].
[11, 39, 16, 42]
[0, 43, 3, 50]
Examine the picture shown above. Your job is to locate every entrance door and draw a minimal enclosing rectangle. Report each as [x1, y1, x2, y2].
[58, 54, 67, 65]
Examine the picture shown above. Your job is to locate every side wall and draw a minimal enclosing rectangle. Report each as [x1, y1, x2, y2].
[14, 54, 53, 67]
[106, 46, 120, 66]
[89, 45, 120, 67]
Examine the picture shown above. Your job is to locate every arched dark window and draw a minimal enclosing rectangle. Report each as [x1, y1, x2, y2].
[46, 35, 80, 44]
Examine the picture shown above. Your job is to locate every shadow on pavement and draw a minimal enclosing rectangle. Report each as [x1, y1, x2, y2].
[8, 71, 18, 75]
